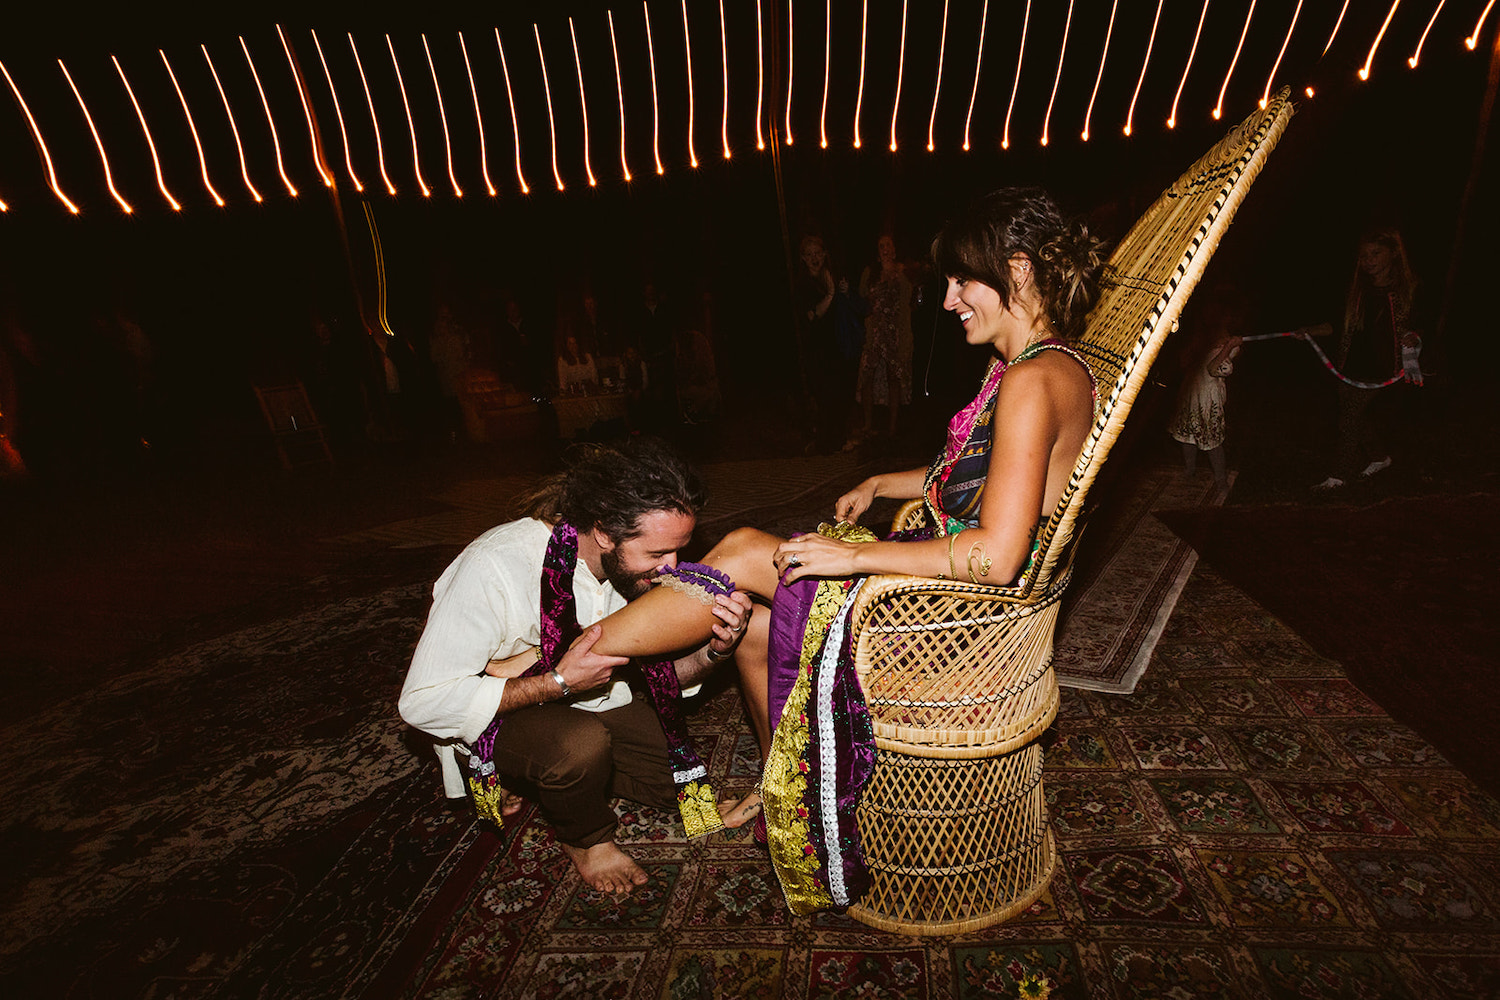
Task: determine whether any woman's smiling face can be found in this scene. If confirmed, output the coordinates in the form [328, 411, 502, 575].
[943, 275, 1009, 346]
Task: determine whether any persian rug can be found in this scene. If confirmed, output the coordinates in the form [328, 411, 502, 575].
[386, 562, 1500, 1000]
[1051, 463, 1231, 694]
[7, 465, 1500, 999]
[1157, 491, 1500, 801]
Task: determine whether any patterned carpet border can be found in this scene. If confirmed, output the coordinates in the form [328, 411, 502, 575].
[383, 561, 1500, 1000]
[1052, 465, 1231, 694]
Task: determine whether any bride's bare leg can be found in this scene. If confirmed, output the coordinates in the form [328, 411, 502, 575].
[587, 528, 783, 830]
[718, 610, 771, 828]
[592, 528, 785, 659]
[734, 612, 772, 759]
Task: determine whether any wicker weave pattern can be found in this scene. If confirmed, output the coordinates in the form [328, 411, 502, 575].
[844, 92, 1295, 935]
[852, 745, 1055, 934]
[851, 556, 1069, 757]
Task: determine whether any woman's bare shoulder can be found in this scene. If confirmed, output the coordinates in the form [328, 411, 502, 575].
[1003, 348, 1092, 398]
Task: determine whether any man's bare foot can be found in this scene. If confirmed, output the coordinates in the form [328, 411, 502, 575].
[717, 791, 763, 829]
[560, 840, 649, 898]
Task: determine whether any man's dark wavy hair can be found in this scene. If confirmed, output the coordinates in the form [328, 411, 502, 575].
[514, 436, 707, 542]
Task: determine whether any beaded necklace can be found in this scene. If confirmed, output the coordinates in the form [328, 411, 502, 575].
[924, 338, 1094, 535]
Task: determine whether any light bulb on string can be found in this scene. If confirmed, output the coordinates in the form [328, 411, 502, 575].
[1002, 0, 1028, 149]
[927, 0, 950, 152]
[1041, 0, 1073, 146]
[202, 45, 263, 202]
[310, 30, 362, 193]
[1169, 0, 1211, 130]
[1081, 0, 1117, 141]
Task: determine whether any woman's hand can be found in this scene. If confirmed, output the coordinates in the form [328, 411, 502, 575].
[834, 477, 879, 525]
[774, 533, 860, 585]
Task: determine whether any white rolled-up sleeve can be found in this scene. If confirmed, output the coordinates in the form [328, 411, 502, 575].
[399, 521, 549, 744]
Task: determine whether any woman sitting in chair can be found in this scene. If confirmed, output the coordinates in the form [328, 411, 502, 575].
[689, 188, 1105, 877]
[569, 188, 1106, 903]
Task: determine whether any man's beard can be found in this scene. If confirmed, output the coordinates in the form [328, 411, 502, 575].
[600, 546, 656, 600]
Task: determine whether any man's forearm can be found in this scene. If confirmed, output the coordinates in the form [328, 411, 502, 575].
[674, 645, 719, 689]
[495, 670, 572, 715]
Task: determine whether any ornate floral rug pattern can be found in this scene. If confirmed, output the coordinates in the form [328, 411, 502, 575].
[1051, 464, 1230, 694]
[5, 483, 1499, 997]
[393, 565, 1500, 1000]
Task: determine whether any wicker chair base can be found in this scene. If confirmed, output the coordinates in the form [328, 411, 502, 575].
[847, 740, 1056, 936]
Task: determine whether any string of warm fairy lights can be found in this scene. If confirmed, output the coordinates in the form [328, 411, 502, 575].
[161, 48, 226, 205]
[782, 0, 794, 146]
[927, 0, 950, 153]
[718, 0, 731, 159]
[534, 24, 564, 193]
[458, 32, 497, 196]
[60, 58, 133, 213]
[1124, 0, 1165, 138]
[1170, 0, 1213, 131]
[202, 44, 262, 203]
[494, 27, 530, 195]
[0, 1, 1494, 215]
[280, 25, 335, 190]
[386, 35, 430, 198]
[819, 0, 831, 150]
[1361, 1, 1405, 81]
[643, 2, 664, 175]
[423, 34, 463, 197]
[1214, 1, 1259, 121]
[1081, 0, 1117, 142]
[242, 35, 297, 197]
[113, 55, 181, 211]
[754, 0, 765, 150]
[681, 0, 698, 169]
[347, 33, 395, 196]
[852, 0, 867, 149]
[889, 0, 908, 152]
[1000, 0, 1027, 151]
[568, 18, 597, 188]
[607, 11, 633, 181]
[1262, 0, 1305, 108]
[962, 0, 988, 151]
[1040, 0, 1073, 147]
[1470, 2, 1497, 48]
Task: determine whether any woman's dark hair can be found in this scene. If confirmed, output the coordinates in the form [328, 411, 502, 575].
[1344, 226, 1417, 334]
[515, 436, 707, 542]
[931, 187, 1109, 341]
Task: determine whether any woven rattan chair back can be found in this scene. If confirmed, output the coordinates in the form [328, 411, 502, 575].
[844, 93, 1296, 935]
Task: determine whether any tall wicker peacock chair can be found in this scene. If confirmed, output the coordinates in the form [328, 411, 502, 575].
[843, 90, 1297, 935]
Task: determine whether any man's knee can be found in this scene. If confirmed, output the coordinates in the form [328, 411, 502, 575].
[537, 722, 612, 791]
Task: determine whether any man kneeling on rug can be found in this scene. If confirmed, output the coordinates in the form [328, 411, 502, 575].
[399, 438, 765, 898]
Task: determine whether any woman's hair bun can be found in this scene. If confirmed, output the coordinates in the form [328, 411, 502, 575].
[932, 187, 1110, 342]
[1036, 219, 1109, 340]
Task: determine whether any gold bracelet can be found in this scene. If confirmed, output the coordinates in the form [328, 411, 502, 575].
[947, 530, 959, 581]
[968, 542, 994, 584]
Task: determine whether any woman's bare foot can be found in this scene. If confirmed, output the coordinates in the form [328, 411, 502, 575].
[717, 791, 763, 829]
[500, 793, 524, 818]
[560, 840, 649, 898]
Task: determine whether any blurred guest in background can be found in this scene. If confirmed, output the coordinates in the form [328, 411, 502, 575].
[852, 235, 914, 448]
[1301, 227, 1425, 490]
